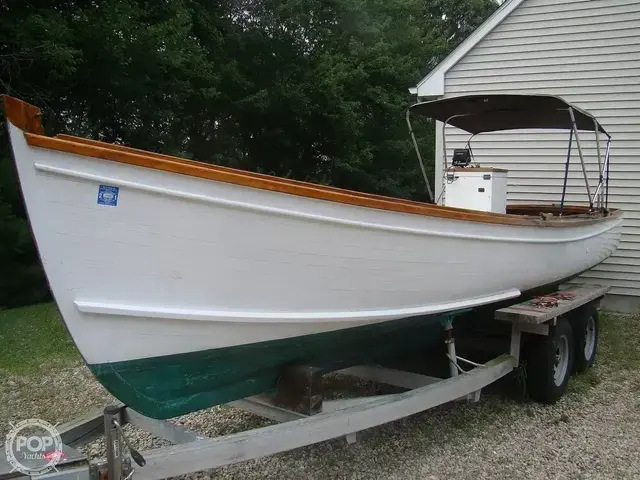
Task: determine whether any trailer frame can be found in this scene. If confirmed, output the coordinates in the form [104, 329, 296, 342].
[0, 284, 608, 480]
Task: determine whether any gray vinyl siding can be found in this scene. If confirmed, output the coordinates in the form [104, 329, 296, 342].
[440, 0, 640, 297]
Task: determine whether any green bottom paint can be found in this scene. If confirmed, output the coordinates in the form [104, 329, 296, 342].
[89, 312, 461, 419]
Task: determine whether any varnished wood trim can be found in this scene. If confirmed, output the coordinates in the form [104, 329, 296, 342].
[507, 205, 593, 216]
[35, 133, 539, 224]
[55, 134, 438, 209]
[2, 95, 44, 135]
[27, 133, 622, 227]
[3, 95, 620, 228]
[58, 134, 614, 223]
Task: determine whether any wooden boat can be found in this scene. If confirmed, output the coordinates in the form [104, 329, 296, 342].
[2, 94, 622, 419]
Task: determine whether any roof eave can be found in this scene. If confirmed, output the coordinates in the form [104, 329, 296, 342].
[410, 0, 527, 99]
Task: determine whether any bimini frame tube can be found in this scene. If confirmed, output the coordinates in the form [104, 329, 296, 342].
[592, 135, 612, 210]
[568, 107, 593, 209]
[605, 137, 611, 208]
[438, 114, 474, 204]
[593, 118, 603, 209]
[406, 110, 434, 202]
[559, 129, 573, 215]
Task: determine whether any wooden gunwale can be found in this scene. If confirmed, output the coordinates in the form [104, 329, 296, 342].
[3, 94, 621, 228]
[53, 133, 454, 209]
[53, 134, 610, 221]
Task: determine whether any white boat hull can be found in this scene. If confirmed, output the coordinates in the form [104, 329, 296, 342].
[6, 120, 623, 366]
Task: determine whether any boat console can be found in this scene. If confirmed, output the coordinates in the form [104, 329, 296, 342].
[443, 165, 508, 214]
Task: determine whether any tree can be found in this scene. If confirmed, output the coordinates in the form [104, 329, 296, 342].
[0, 0, 498, 308]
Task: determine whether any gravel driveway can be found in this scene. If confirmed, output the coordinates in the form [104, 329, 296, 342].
[1, 313, 639, 480]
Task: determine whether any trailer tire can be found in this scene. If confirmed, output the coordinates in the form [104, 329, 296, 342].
[569, 303, 599, 374]
[525, 318, 574, 404]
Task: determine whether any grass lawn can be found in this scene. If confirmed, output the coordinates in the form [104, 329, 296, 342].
[598, 311, 640, 371]
[0, 302, 80, 376]
[565, 310, 640, 397]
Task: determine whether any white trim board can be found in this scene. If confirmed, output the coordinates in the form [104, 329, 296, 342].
[409, 0, 527, 99]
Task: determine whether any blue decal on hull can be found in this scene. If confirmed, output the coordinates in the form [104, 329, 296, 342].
[97, 185, 119, 206]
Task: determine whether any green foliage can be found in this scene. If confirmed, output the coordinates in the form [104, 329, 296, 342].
[0, 127, 52, 308]
[0, 0, 498, 308]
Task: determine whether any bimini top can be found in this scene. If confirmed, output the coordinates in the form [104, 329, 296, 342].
[409, 94, 609, 136]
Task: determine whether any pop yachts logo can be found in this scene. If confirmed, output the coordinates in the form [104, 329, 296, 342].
[5, 419, 65, 475]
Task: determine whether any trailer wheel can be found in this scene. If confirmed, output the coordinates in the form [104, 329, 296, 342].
[525, 318, 574, 403]
[569, 303, 599, 374]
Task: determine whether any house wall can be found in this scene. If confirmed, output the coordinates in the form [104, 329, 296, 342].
[435, 0, 640, 312]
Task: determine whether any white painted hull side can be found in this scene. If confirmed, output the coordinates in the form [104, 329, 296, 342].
[7, 122, 623, 365]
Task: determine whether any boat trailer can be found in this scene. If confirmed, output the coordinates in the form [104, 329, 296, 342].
[0, 284, 608, 480]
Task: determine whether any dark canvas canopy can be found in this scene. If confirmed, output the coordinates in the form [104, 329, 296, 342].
[409, 94, 608, 135]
